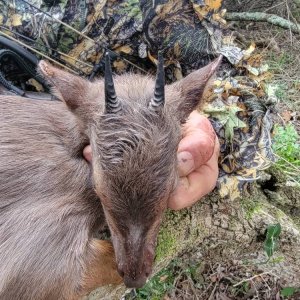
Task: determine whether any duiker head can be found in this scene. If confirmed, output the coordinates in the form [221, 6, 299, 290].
[38, 54, 221, 288]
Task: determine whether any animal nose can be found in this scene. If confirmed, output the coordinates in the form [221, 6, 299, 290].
[144, 262, 151, 278]
[123, 274, 147, 288]
[121, 263, 152, 288]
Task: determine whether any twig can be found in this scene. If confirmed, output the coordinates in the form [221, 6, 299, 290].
[187, 275, 199, 300]
[208, 282, 218, 300]
[225, 12, 300, 34]
[233, 272, 270, 287]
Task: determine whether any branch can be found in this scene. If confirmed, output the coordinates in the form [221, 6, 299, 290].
[233, 272, 272, 287]
[225, 12, 300, 34]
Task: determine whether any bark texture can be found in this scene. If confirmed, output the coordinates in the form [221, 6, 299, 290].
[226, 12, 300, 33]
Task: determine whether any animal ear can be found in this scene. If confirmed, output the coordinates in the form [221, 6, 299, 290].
[38, 60, 94, 111]
[167, 56, 222, 123]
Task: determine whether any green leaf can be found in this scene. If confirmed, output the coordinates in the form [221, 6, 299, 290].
[264, 238, 276, 258]
[266, 223, 282, 239]
[281, 287, 298, 298]
[264, 223, 281, 258]
[204, 105, 247, 141]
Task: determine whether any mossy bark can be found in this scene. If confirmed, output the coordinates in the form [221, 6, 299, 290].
[86, 173, 300, 299]
[225, 12, 300, 34]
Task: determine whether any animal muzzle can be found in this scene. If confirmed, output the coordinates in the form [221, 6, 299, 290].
[116, 245, 154, 288]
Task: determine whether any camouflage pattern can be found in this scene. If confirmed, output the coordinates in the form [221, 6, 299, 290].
[0, 0, 276, 199]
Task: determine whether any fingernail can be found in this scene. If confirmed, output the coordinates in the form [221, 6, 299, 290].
[177, 151, 195, 177]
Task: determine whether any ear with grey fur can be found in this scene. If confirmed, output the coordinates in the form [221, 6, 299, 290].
[38, 61, 94, 111]
[167, 56, 222, 123]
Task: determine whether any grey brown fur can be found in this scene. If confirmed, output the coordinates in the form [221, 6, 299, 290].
[0, 56, 221, 299]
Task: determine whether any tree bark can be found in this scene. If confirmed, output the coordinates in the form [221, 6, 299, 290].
[225, 12, 300, 34]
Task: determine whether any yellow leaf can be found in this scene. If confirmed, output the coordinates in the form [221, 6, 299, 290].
[114, 45, 133, 55]
[0, 15, 3, 25]
[205, 0, 222, 10]
[243, 42, 256, 60]
[11, 14, 22, 27]
[113, 60, 127, 73]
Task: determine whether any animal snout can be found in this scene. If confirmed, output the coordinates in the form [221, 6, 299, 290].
[117, 262, 152, 288]
[123, 273, 148, 288]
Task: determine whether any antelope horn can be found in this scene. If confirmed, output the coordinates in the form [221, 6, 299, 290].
[149, 52, 165, 110]
[105, 52, 121, 113]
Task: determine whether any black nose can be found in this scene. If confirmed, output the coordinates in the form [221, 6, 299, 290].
[123, 275, 147, 288]
[144, 262, 152, 278]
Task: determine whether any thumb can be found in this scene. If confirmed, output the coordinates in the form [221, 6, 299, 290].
[177, 129, 216, 177]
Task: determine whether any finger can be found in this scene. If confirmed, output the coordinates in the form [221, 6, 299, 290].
[169, 137, 220, 210]
[182, 111, 215, 137]
[177, 151, 195, 177]
[178, 131, 215, 176]
[83, 145, 92, 162]
[178, 112, 216, 173]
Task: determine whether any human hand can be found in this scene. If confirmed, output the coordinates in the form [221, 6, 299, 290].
[168, 111, 220, 210]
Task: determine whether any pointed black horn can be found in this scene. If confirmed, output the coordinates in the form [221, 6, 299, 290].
[149, 51, 165, 110]
[105, 52, 121, 113]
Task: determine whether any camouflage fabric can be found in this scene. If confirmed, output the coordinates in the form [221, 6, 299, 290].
[0, 0, 225, 78]
[0, 0, 276, 199]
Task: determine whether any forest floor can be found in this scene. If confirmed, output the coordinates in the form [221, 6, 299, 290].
[124, 22, 300, 300]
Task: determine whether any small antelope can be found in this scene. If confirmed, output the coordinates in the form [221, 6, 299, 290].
[0, 53, 221, 299]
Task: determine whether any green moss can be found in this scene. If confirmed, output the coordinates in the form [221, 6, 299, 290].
[240, 198, 263, 220]
[275, 209, 287, 220]
[155, 226, 177, 262]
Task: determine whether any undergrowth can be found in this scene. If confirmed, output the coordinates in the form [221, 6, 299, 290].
[272, 123, 300, 185]
[125, 260, 179, 300]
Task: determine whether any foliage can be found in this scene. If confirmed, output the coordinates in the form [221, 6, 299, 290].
[128, 261, 178, 300]
[204, 104, 247, 141]
[126, 259, 200, 299]
[240, 198, 262, 220]
[281, 287, 300, 298]
[264, 223, 281, 259]
[272, 124, 300, 185]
